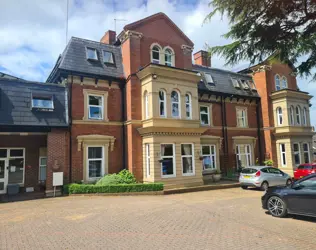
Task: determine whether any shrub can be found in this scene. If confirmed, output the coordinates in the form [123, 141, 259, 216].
[95, 174, 124, 185]
[117, 169, 136, 184]
[68, 183, 164, 194]
[264, 159, 273, 166]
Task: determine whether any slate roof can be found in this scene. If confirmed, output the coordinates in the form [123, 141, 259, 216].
[0, 72, 25, 81]
[193, 64, 260, 98]
[0, 78, 68, 128]
[47, 37, 125, 82]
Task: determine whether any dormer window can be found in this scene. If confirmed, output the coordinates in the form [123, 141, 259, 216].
[231, 78, 240, 88]
[239, 79, 249, 90]
[205, 73, 215, 86]
[248, 80, 257, 91]
[103, 51, 114, 64]
[151, 46, 160, 64]
[86, 47, 98, 60]
[31, 95, 54, 111]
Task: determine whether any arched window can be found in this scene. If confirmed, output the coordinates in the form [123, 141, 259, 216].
[165, 49, 173, 67]
[277, 107, 283, 126]
[275, 75, 281, 91]
[296, 106, 301, 125]
[289, 106, 294, 125]
[144, 91, 149, 119]
[303, 107, 307, 125]
[151, 45, 160, 64]
[281, 76, 288, 89]
[185, 93, 192, 119]
[159, 90, 166, 117]
[171, 90, 180, 118]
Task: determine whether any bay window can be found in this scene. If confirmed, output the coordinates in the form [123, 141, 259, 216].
[181, 144, 194, 175]
[303, 107, 307, 125]
[159, 90, 166, 117]
[296, 106, 301, 125]
[289, 106, 294, 125]
[145, 144, 150, 177]
[276, 107, 283, 126]
[161, 144, 175, 177]
[280, 144, 286, 167]
[171, 90, 180, 118]
[293, 143, 300, 166]
[303, 143, 310, 163]
[185, 93, 192, 119]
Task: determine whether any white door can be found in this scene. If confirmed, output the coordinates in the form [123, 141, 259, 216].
[0, 159, 8, 194]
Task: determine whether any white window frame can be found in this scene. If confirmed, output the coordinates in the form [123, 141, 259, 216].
[86, 47, 98, 60]
[171, 90, 181, 118]
[231, 78, 240, 88]
[293, 143, 301, 166]
[201, 144, 217, 170]
[31, 95, 54, 110]
[185, 93, 192, 119]
[88, 94, 104, 120]
[102, 50, 114, 64]
[144, 91, 149, 119]
[145, 144, 150, 177]
[164, 48, 172, 67]
[290, 106, 294, 125]
[296, 106, 301, 125]
[160, 143, 176, 178]
[275, 74, 281, 91]
[236, 108, 247, 127]
[181, 143, 195, 176]
[151, 44, 161, 64]
[200, 105, 210, 126]
[276, 107, 283, 126]
[86, 146, 104, 180]
[280, 143, 286, 167]
[303, 107, 307, 126]
[281, 76, 288, 89]
[38, 156, 47, 182]
[236, 144, 252, 168]
[159, 90, 166, 117]
[303, 143, 310, 163]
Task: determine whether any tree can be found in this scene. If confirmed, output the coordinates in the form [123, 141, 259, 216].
[205, 0, 316, 79]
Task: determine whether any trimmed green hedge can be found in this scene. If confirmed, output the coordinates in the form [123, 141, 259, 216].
[68, 183, 164, 194]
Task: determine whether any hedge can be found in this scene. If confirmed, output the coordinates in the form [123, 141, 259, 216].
[67, 183, 164, 194]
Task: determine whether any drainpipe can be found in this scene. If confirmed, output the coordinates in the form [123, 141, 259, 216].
[120, 82, 127, 170]
[256, 99, 263, 164]
[68, 75, 73, 183]
[220, 95, 228, 175]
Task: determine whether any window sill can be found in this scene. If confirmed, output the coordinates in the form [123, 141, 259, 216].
[182, 173, 195, 177]
[161, 175, 176, 178]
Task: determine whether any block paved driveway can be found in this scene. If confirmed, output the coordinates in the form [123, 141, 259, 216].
[1, 188, 316, 250]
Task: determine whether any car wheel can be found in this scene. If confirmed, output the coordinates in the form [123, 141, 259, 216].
[267, 196, 287, 218]
[286, 179, 292, 186]
[261, 181, 269, 191]
[241, 186, 248, 190]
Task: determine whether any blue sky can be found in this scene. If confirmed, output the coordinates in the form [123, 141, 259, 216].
[0, 0, 315, 125]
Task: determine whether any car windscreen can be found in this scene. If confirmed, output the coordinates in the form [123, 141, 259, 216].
[241, 168, 257, 174]
[297, 165, 312, 170]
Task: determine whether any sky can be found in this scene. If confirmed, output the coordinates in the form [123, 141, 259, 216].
[0, 0, 315, 125]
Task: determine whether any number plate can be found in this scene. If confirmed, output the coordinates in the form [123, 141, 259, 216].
[243, 175, 251, 179]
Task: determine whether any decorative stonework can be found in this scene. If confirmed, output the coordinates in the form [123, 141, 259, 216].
[119, 30, 143, 43]
[181, 44, 193, 55]
[77, 134, 116, 151]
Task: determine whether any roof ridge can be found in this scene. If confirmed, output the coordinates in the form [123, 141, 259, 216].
[0, 77, 66, 88]
[70, 36, 119, 48]
[193, 64, 251, 78]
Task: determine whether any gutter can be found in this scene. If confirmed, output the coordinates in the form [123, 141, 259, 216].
[256, 99, 263, 164]
[220, 96, 229, 175]
[68, 75, 73, 183]
[121, 83, 127, 170]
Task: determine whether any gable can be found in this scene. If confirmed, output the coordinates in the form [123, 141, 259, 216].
[124, 12, 193, 47]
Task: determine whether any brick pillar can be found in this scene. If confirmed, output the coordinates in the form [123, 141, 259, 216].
[46, 129, 69, 197]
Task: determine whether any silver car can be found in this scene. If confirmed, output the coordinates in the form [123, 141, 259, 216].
[239, 166, 293, 191]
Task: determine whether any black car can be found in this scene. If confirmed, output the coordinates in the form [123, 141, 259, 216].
[262, 173, 316, 218]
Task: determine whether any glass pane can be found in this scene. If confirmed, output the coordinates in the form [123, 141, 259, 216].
[0, 161, 4, 178]
[293, 144, 299, 151]
[211, 155, 216, 168]
[87, 48, 97, 59]
[40, 157, 47, 166]
[0, 182, 3, 191]
[103, 51, 114, 63]
[0, 149, 7, 158]
[202, 146, 210, 155]
[282, 153, 286, 165]
[152, 51, 159, 60]
[281, 144, 285, 152]
[186, 104, 190, 118]
[203, 156, 212, 169]
[89, 107, 102, 119]
[32, 98, 53, 109]
[183, 157, 193, 174]
[294, 153, 300, 165]
[161, 144, 173, 156]
[201, 114, 209, 125]
[89, 95, 102, 106]
[303, 144, 308, 151]
[39, 166, 46, 181]
[88, 147, 102, 159]
[211, 146, 215, 154]
[89, 160, 102, 178]
[171, 91, 179, 102]
[185, 94, 190, 103]
[159, 91, 164, 101]
[200, 106, 208, 113]
[172, 103, 179, 117]
[160, 102, 165, 116]
[10, 149, 23, 157]
[300, 177, 316, 188]
[304, 153, 309, 163]
[8, 158, 24, 184]
[162, 158, 174, 175]
[181, 144, 192, 156]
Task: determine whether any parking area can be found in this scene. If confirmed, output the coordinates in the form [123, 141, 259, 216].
[1, 188, 316, 250]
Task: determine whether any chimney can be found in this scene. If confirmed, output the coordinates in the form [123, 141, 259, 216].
[100, 30, 116, 45]
[194, 50, 211, 67]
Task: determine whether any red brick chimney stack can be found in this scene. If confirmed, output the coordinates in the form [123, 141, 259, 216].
[100, 30, 116, 45]
[193, 50, 211, 67]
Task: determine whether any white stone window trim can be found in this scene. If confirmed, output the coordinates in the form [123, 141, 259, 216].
[303, 142, 310, 163]
[236, 107, 248, 128]
[280, 143, 287, 167]
[276, 107, 283, 126]
[200, 105, 210, 126]
[181, 143, 195, 176]
[171, 90, 181, 118]
[163, 46, 175, 67]
[236, 144, 252, 168]
[289, 106, 295, 125]
[185, 93, 192, 119]
[160, 143, 176, 178]
[88, 94, 104, 120]
[86, 146, 105, 181]
[83, 89, 108, 122]
[296, 106, 301, 125]
[158, 89, 167, 118]
[201, 144, 217, 170]
[150, 43, 162, 64]
[275, 74, 281, 91]
[293, 143, 301, 166]
[38, 156, 47, 182]
[145, 144, 151, 177]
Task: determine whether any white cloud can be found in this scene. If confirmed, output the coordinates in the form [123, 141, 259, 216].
[0, 0, 315, 125]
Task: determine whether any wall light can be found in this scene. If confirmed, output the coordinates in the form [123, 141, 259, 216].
[152, 74, 158, 79]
